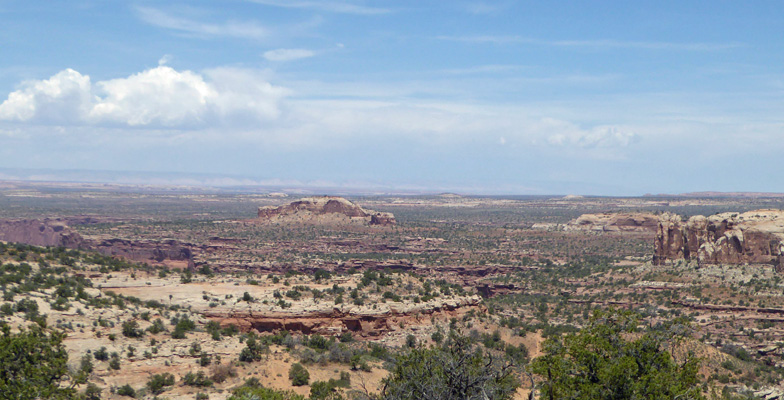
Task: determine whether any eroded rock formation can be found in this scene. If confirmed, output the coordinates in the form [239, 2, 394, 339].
[0, 218, 194, 267]
[653, 210, 784, 268]
[257, 196, 396, 226]
[566, 212, 659, 232]
[205, 296, 480, 337]
[0, 219, 86, 248]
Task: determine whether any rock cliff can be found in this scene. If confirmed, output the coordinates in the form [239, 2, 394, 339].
[257, 196, 396, 226]
[0, 219, 86, 248]
[566, 212, 659, 232]
[0, 218, 194, 267]
[653, 210, 784, 268]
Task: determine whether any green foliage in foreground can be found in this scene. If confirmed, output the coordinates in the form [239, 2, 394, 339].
[228, 379, 306, 400]
[0, 324, 76, 400]
[531, 309, 705, 400]
[381, 333, 519, 400]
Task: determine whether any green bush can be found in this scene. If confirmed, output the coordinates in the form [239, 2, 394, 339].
[94, 346, 109, 361]
[228, 383, 305, 400]
[146, 372, 175, 394]
[288, 363, 310, 386]
[531, 309, 704, 400]
[183, 371, 213, 387]
[0, 324, 76, 399]
[117, 384, 136, 397]
[382, 333, 518, 400]
[121, 320, 143, 338]
[239, 335, 266, 362]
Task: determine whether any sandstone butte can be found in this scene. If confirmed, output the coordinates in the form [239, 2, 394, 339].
[565, 212, 660, 233]
[257, 196, 396, 226]
[654, 209, 784, 269]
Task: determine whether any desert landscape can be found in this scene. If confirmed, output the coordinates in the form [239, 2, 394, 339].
[2, 181, 784, 399]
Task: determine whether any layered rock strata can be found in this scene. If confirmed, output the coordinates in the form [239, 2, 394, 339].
[257, 196, 396, 226]
[204, 296, 480, 337]
[653, 210, 784, 268]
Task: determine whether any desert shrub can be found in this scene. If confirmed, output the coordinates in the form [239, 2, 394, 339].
[172, 317, 196, 339]
[121, 320, 143, 338]
[79, 353, 94, 374]
[147, 318, 167, 334]
[117, 384, 135, 397]
[109, 352, 121, 370]
[309, 380, 344, 400]
[94, 346, 109, 361]
[504, 343, 529, 364]
[239, 334, 267, 362]
[228, 381, 305, 400]
[210, 363, 238, 383]
[382, 333, 518, 400]
[199, 354, 212, 366]
[289, 363, 310, 386]
[183, 371, 213, 387]
[307, 334, 330, 351]
[83, 382, 102, 400]
[146, 372, 175, 394]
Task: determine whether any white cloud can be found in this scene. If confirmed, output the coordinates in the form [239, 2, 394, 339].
[263, 48, 316, 62]
[90, 67, 215, 126]
[158, 54, 173, 66]
[0, 66, 287, 128]
[0, 69, 93, 123]
[249, 0, 389, 15]
[136, 6, 267, 40]
[0, 65, 643, 157]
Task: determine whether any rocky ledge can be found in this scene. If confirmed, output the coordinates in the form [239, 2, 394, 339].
[204, 296, 480, 338]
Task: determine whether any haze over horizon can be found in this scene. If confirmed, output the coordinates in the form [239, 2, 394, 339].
[1, 1, 782, 196]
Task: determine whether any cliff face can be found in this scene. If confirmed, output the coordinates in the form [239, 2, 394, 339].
[0, 219, 194, 267]
[0, 219, 86, 248]
[653, 210, 784, 268]
[566, 212, 659, 233]
[257, 196, 396, 226]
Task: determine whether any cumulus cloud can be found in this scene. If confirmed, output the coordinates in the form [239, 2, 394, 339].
[0, 65, 642, 158]
[263, 48, 316, 62]
[0, 69, 93, 123]
[0, 66, 287, 128]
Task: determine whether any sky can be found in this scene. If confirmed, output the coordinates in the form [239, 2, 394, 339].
[0, 1, 783, 195]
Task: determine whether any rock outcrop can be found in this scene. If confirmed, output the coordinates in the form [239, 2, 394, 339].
[204, 296, 480, 337]
[566, 212, 659, 232]
[257, 196, 396, 226]
[0, 218, 194, 267]
[653, 210, 784, 268]
[0, 219, 86, 248]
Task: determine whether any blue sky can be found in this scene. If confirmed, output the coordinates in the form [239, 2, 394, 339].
[1, 1, 782, 195]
